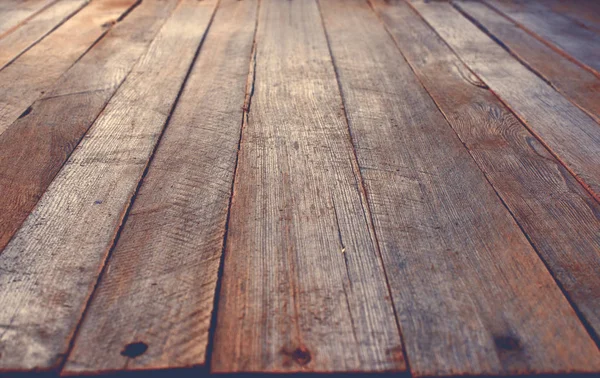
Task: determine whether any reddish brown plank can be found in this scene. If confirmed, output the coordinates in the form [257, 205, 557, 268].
[211, 0, 405, 373]
[485, 0, 600, 76]
[0, 0, 89, 70]
[373, 0, 600, 346]
[0, 0, 217, 372]
[409, 0, 600, 203]
[0, 0, 139, 135]
[63, 0, 259, 373]
[453, 0, 600, 125]
[321, 0, 600, 375]
[0, 0, 179, 257]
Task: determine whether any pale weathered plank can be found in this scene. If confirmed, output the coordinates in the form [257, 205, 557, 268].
[409, 0, 600, 203]
[0, 0, 89, 70]
[0, 0, 179, 256]
[63, 0, 258, 373]
[321, 0, 600, 375]
[0, 0, 139, 135]
[373, 0, 600, 347]
[0, 0, 217, 372]
[453, 0, 600, 125]
[211, 0, 405, 373]
[484, 0, 600, 76]
[0, 0, 57, 37]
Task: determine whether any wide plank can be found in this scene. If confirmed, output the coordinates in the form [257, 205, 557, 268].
[373, 0, 600, 346]
[0, 0, 179, 255]
[63, 0, 258, 373]
[409, 0, 600, 202]
[211, 0, 405, 373]
[0, 0, 217, 371]
[0, 0, 89, 70]
[484, 0, 600, 76]
[0, 0, 138, 135]
[453, 0, 600, 124]
[0, 0, 57, 37]
[320, 0, 600, 375]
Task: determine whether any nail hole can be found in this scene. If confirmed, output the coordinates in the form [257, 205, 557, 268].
[291, 346, 311, 365]
[121, 341, 148, 358]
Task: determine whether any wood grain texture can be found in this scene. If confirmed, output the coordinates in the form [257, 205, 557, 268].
[373, 0, 600, 347]
[0, 0, 217, 372]
[409, 0, 600, 203]
[540, 0, 600, 34]
[484, 0, 600, 76]
[211, 0, 405, 373]
[0, 0, 57, 38]
[0, 0, 89, 70]
[321, 0, 600, 375]
[453, 0, 600, 125]
[0, 0, 139, 135]
[0, 0, 179, 256]
[64, 0, 258, 373]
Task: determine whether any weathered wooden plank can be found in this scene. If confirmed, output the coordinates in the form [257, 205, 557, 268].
[539, 0, 600, 34]
[484, 0, 600, 76]
[453, 0, 600, 124]
[0, 0, 57, 37]
[0, 0, 139, 135]
[321, 0, 600, 375]
[373, 0, 600, 348]
[211, 0, 405, 373]
[0, 0, 179, 258]
[63, 0, 258, 373]
[0, 0, 217, 372]
[409, 0, 600, 202]
[0, 0, 89, 70]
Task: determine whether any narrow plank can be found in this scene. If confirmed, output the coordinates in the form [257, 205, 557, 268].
[454, 0, 600, 124]
[409, 0, 600, 203]
[0, 0, 139, 135]
[0, 0, 179, 258]
[63, 0, 258, 373]
[484, 0, 600, 76]
[0, 0, 89, 70]
[320, 0, 600, 375]
[0, 0, 217, 371]
[211, 0, 405, 372]
[373, 0, 600, 345]
[0, 0, 57, 37]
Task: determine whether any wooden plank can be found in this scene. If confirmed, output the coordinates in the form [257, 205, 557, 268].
[211, 0, 405, 373]
[373, 0, 600, 348]
[0, 0, 179, 260]
[63, 0, 258, 373]
[320, 0, 600, 376]
[0, 0, 139, 135]
[453, 0, 600, 125]
[0, 0, 217, 372]
[540, 0, 600, 34]
[484, 0, 600, 76]
[0, 0, 89, 70]
[409, 0, 600, 203]
[0, 0, 57, 37]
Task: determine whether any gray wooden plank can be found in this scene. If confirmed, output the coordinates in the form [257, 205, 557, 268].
[321, 0, 600, 375]
[211, 0, 405, 373]
[0, 0, 217, 371]
[63, 0, 259, 372]
[373, 0, 600, 350]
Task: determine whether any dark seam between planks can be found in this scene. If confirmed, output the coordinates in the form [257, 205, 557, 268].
[403, 0, 600, 206]
[58, 0, 222, 372]
[316, 0, 410, 372]
[0, 0, 91, 71]
[0, 0, 167, 257]
[0, 0, 61, 39]
[204, 0, 261, 371]
[385, 0, 600, 349]
[451, 0, 600, 127]
[481, 0, 600, 79]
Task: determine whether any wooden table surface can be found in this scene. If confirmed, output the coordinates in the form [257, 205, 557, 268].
[0, 0, 599, 376]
